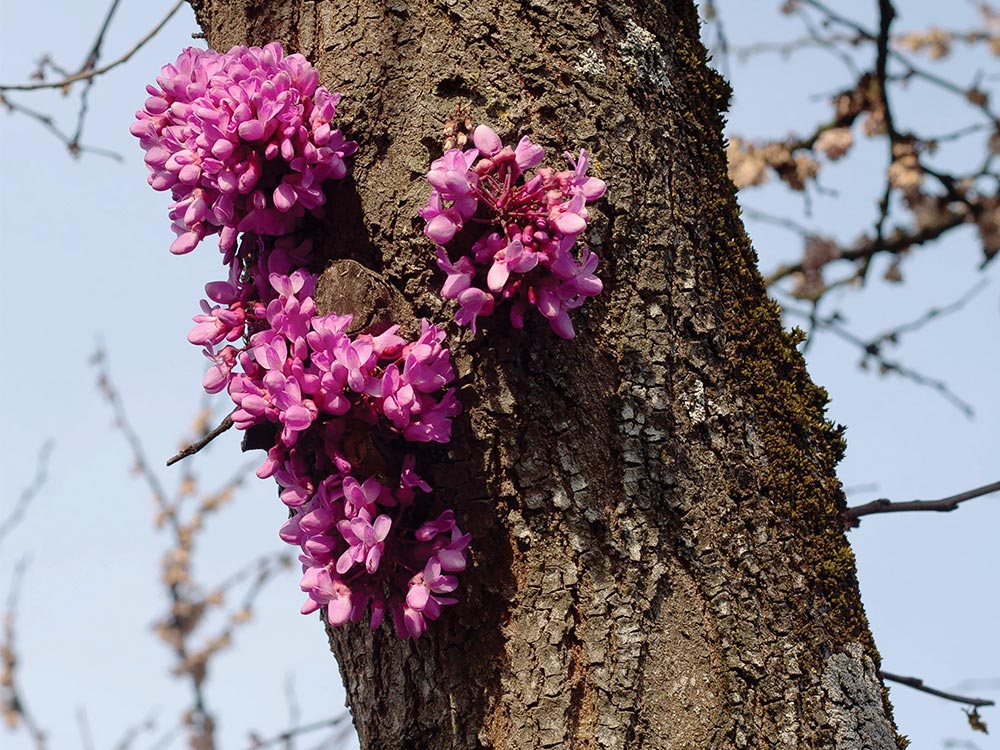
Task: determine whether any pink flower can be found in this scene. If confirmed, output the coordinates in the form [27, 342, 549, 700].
[486, 238, 539, 293]
[131, 43, 357, 255]
[421, 124, 606, 338]
[336, 510, 392, 575]
[436, 247, 475, 299]
[397, 557, 460, 638]
[454, 288, 495, 334]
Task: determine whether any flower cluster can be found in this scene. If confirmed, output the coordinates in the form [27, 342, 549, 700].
[130, 43, 357, 257]
[219, 271, 461, 458]
[187, 262, 469, 636]
[134, 43, 470, 638]
[285, 471, 470, 638]
[204, 269, 468, 636]
[421, 125, 606, 338]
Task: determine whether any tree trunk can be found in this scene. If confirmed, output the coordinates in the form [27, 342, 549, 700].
[189, 1, 903, 747]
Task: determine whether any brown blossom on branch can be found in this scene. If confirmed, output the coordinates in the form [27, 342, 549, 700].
[976, 194, 1000, 263]
[896, 27, 953, 59]
[887, 141, 924, 192]
[815, 127, 854, 161]
[726, 136, 769, 188]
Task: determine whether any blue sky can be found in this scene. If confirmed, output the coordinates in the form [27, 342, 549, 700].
[0, 1, 996, 748]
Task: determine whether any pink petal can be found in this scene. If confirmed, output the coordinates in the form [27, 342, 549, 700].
[170, 231, 200, 255]
[273, 182, 296, 212]
[283, 404, 313, 430]
[238, 119, 266, 140]
[486, 261, 510, 293]
[406, 585, 430, 610]
[327, 596, 353, 626]
[473, 125, 502, 156]
[554, 211, 587, 235]
[425, 213, 459, 243]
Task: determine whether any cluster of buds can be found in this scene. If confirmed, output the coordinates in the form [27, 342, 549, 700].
[421, 125, 606, 338]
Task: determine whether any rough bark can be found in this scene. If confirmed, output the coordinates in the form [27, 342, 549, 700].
[189, 1, 903, 747]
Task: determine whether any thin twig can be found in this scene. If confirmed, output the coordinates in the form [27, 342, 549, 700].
[731, 28, 994, 62]
[77, 706, 96, 750]
[763, 208, 970, 285]
[0, 441, 53, 546]
[0, 1, 185, 93]
[881, 670, 997, 708]
[147, 724, 182, 750]
[742, 206, 813, 237]
[70, 0, 123, 148]
[93, 347, 214, 749]
[844, 480, 1000, 526]
[284, 675, 301, 750]
[779, 301, 975, 417]
[166, 416, 235, 467]
[0, 93, 123, 161]
[111, 711, 159, 750]
[795, 3, 861, 77]
[92, 347, 172, 517]
[868, 280, 989, 346]
[245, 716, 351, 750]
[799, 0, 999, 120]
[211, 551, 293, 602]
[1, 559, 47, 750]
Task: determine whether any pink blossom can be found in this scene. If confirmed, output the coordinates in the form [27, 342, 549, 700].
[131, 43, 357, 255]
[336, 510, 392, 575]
[137, 50, 472, 637]
[396, 558, 460, 638]
[454, 288, 495, 334]
[421, 125, 606, 338]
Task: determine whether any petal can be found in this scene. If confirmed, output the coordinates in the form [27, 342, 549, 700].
[238, 119, 266, 140]
[327, 596, 353, 626]
[554, 211, 587, 235]
[406, 584, 430, 611]
[473, 125, 502, 156]
[170, 231, 200, 255]
[373, 514, 392, 540]
[273, 182, 296, 212]
[486, 261, 510, 293]
[336, 549, 356, 575]
[425, 213, 459, 244]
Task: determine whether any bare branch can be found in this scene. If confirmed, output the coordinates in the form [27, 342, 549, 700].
[147, 724, 182, 750]
[283, 675, 301, 750]
[800, 0, 999, 119]
[881, 669, 996, 708]
[762, 208, 970, 286]
[69, 0, 124, 150]
[0, 93, 123, 161]
[0, 0, 184, 160]
[779, 301, 976, 417]
[245, 716, 351, 750]
[92, 346, 172, 519]
[875, 0, 899, 141]
[867, 280, 989, 345]
[0, 441, 53, 547]
[111, 711, 159, 750]
[844, 480, 1000, 526]
[0, 1, 185, 93]
[166, 416, 235, 467]
[76, 706, 96, 750]
[1, 560, 47, 750]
